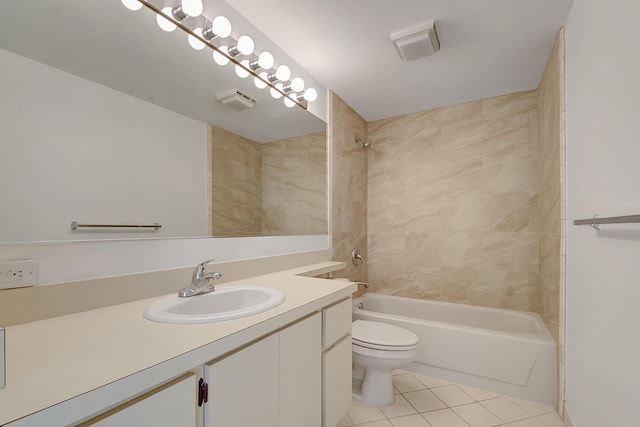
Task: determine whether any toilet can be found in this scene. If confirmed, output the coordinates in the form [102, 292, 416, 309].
[351, 319, 419, 406]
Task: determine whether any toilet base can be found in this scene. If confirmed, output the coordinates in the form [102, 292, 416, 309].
[351, 364, 395, 406]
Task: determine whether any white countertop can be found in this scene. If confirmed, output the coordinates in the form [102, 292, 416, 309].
[0, 262, 355, 425]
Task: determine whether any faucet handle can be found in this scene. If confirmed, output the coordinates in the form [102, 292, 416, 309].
[192, 259, 216, 281]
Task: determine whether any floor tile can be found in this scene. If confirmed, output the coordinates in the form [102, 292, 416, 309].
[393, 374, 428, 393]
[348, 400, 387, 425]
[453, 402, 505, 427]
[380, 395, 418, 419]
[510, 398, 555, 417]
[457, 384, 502, 401]
[481, 397, 531, 423]
[508, 418, 549, 427]
[414, 373, 452, 389]
[388, 414, 431, 427]
[536, 412, 565, 427]
[430, 384, 475, 407]
[421, 408, 469, 427]
[355, 420, 393, 427]
[337, 413, 354, 426]
[345, 371, 559, 427]
[403, 389, 448, 412]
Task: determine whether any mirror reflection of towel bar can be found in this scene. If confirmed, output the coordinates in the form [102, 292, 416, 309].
[71, 222, 162, 230]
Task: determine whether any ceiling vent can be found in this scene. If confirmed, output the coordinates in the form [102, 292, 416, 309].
[216, 88, 258, 110]
[391, 20, 440, 62]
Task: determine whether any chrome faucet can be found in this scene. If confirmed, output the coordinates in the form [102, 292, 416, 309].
[178, 259, 222, 297]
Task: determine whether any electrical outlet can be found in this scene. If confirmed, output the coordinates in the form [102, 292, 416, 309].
[0, 259, 37, 289]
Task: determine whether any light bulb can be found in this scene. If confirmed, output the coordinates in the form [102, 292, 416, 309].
[257, 52, 274, 70]
[157, 7, 177, 32]
[235, 60, 250, 78]
[236, 35, 255, 55]
[212, 16, 232, 38]
[304, 88, 318, 102]
[254, 72, 268, 89]
[290, 77, 305, 92]
[270, 83, 284, 99]
[188, 28, 206, 50]
[121, 0, 142, 11]
[275, 65, 291, 81]
[181, 0, 203, 17]
[213, 46, 230, 66]
[284, 94, 297, 108]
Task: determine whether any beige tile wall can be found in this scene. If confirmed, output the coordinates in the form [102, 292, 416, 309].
[211, 126, 327, 236]
[329, 92, 368, 285]
[366, 91, 540, 311]
[262, 131, 327, 235]
[211, 126, 263, 236]
[538, 27, 566, 414]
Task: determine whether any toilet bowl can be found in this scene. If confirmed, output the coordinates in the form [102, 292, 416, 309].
[352, 319, 419, 406]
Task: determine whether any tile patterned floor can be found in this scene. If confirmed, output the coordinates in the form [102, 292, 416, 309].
[338, 370, 564, 427]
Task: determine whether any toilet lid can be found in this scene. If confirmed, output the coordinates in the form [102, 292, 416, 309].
[352, 320, 419, 348]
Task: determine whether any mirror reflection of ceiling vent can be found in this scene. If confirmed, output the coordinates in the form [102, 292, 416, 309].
[216, 89, 258, 110]
[391, 20, 440, 62]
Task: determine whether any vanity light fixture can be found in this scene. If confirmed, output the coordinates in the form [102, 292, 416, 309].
[250, 51, 275, 71]
[254, 72, 269, 89]
[228, 35, 255, 57]
[202, 16, 232, 40]
[284, 77, 305, 93]
[171, 0, 204, 21]
[188, 28, 207, 50]
[121, 0, 143, 11]
[156, 7, 178, 32]
[129, 0, 316, 110]
[213, 46, 230, 66]
[235, 60, 251, 78]
[270, 83, 284, 99]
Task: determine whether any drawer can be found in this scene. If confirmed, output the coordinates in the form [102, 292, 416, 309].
[322, 298, 352, 349]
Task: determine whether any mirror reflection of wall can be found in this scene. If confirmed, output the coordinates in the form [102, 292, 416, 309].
[211, 127, 327, 236]
[0, 46, 210, 242]
[0, 0, 327, 243]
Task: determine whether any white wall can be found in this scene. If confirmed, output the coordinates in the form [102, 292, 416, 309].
[564, 0, 640, 425]
[0, 48, 208, 242]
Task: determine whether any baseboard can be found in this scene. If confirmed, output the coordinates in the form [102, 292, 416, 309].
[563, 404, 575, 427]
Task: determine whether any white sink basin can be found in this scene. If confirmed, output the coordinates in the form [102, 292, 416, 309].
[144, 286, 286, 324]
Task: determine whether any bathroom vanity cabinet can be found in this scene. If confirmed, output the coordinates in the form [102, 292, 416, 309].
[74, 313, 324, 427]
[77, 374, 197, 426]
[3, 289, 354, 427]
[206, 313, 322, 427]
[322, 299, 353, 427]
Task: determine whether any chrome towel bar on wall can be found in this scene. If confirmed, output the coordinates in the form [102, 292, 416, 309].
[573, 214, 640, 229]
[70, 222, 162, 230]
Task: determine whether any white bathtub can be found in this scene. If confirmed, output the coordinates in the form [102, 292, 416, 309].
[353, 293, 556, 406]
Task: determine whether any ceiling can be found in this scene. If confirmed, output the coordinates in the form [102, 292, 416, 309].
[225, 0, 575, 122]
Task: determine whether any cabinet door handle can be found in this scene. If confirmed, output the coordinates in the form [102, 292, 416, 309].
[198, 378, 209, 406]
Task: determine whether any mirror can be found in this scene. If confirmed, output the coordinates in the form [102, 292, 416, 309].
[0, 0, 327, 243]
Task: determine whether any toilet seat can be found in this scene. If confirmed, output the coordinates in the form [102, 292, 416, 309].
[352, 320, 418, 351]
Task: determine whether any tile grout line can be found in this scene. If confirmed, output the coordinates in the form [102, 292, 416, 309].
[346, 370, 561, 427]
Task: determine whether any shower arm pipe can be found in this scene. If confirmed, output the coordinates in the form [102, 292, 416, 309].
[573, 214, 640, 229]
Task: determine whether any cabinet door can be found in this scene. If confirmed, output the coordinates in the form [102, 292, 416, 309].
[78, 373, 197, 427]
[205, 334, 279, 427]
[323, 335, 352, 427]
[279, 313, 322, 427]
